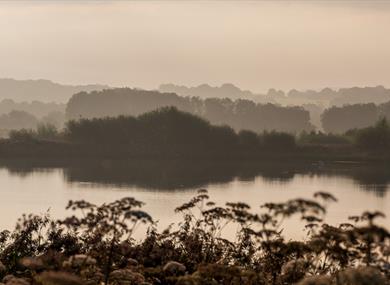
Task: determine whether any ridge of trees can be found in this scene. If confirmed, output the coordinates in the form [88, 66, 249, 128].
[321, 102, 390, 133]
[7, 107, 390, 161]
[66, 88, 314, 133]
[64, 107, 296, 154]
[160, 84, 390, 106]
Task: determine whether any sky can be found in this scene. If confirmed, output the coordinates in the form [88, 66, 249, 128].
[0, 1, 389, 93]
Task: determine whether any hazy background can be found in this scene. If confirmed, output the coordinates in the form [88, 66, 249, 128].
[0, 1, 389, 92]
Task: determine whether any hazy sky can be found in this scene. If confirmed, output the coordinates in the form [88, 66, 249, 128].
[0, 1, 390, 92]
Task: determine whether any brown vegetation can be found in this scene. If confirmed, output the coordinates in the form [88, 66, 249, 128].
[0, 190, 388, 285]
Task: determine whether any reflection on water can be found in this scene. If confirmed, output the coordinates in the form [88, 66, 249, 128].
[3, 159, 390, 195]
[0, 159, 388, 238]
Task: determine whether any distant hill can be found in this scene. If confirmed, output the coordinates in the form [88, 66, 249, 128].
[0, 78, 109, 103]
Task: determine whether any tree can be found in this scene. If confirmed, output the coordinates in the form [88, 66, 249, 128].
[321, 104, 378, 133]
[355, 118, 390, 150]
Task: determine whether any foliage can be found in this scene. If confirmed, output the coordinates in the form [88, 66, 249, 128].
[5, 109, 390, 158]
[298, 131, 351, 145]
[321, 101, 390, 134]
[354, 118, 390, 151]
[8, 123, 60, 142]
[321, 104, 378, 134]
[40, 111, 66, 130]
[261, 131, 296, 149]
[66, 88, 314, 133]
[8, 129, 36, 142]
[0, 110, 39, 130]
[64, 107, 297, 155]
[0, 191, 388, 285]
[36, 124, 59, 140]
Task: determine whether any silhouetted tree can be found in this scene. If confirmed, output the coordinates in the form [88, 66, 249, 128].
[41, 111, 65, 129]
[0, 110, 38, 130]
[355, 118, 390, 151]
[238, 130, 260, 150]
[66, 88, 314, 133]
[321, 104, 378, 133]
[261, 131, 296, 150]
[65, 107, 240, 156]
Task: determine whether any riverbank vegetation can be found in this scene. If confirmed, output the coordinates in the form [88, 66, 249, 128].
[3, 86, 390, 136]
[66, 88, 314, 133]
[1, 107, 390, 160]
[0, 190, 388, 285]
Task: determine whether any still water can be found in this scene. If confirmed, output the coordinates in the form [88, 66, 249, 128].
[0, 160, 388, 239]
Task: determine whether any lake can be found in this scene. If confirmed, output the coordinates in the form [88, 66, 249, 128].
[0, 159, 388, 239]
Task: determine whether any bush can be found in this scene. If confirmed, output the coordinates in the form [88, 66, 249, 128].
[261, 131, 296, 150]
[238, 130, 260, 150]
[36, 123, 59, 140]
[8, 129, 35, 142]
[298, 131, 350, 145]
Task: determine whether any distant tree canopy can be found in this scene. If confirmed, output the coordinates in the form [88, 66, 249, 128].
[64, 107, 296, 156]
[40, 111, 66, 129]
[0, 99, 65, 118]
[321, 104, 378, 133]
[353, 118, 390, 150]
[6, 108, 390, 158]
[66, 88, 313, 133]
[298, 131, 350, 145]
[0, 110, 38, 130]
[321, 102, 390, 133]
[161, 84, 390, 107]
[159, 83, 257, 100]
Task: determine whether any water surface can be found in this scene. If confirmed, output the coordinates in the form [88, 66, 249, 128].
[0, 160, 388, 239]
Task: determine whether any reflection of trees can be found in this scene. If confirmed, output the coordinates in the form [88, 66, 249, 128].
[63, 161, 300, 190]
[65, 161, 237, 190]
[0, 159, 389, 195]
[350, 166, 390, 196]
[0, 161, 57, 180]
[0, 159, 298, 190]
[316, 162, 390, 197]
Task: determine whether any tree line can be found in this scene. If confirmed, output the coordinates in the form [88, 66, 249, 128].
[6, 107, 390, 161]
[321, 102, 390, 133]
[66, 87, 390, 135]
[3, 87, 390, 136]
[160, 84, 390, 107]
[0, 110, 65, 133]
[66, 88, 314, 133]
[64, 107, 297, 156]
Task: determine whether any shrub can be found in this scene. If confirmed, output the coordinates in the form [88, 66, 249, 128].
[8, 129, 35, 142]
[261, 131, 296, 150]
[298, 131, 350, 145]
[36, 123, 59, 140]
